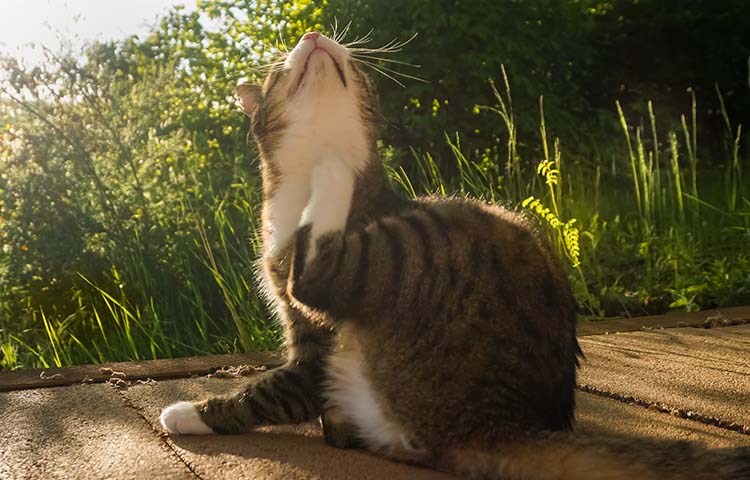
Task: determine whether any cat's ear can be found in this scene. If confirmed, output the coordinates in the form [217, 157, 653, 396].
[235, 81, 262, 117]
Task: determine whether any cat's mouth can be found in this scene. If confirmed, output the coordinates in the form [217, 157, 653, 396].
[290, 47, 347, 97]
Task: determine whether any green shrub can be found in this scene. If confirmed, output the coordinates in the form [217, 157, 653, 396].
[1, 0, 748, 369]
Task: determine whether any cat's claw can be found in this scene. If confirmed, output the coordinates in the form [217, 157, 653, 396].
[160, 401, 214, 435]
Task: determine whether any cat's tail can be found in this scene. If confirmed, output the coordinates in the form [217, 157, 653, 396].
[438, 438, 656, 480]
[436, 432, 750, 480]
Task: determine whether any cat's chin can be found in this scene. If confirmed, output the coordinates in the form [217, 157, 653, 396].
[160, 401, 215, 435]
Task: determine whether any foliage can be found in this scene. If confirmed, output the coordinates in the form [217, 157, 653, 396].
[390, 82, 749, 318]
[322, 0, 602, 166]
[322, 0, 750, 173]
[0, 0, 325, 368]
[587, 0, 750, 131]
[1, 0, 749, 369]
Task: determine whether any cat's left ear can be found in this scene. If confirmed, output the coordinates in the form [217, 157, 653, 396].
[235, 81, 262, 117]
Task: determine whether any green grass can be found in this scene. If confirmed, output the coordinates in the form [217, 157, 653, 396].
[389, 73, 749, 318]
[1, 75, 748, 370]
[0, 163, 281, 369]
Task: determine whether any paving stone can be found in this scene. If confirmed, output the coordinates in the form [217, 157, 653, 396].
[0, 383, 193, 480]
[577, 306, 750, 336]
[0, 351, 283, 392]
[123, 371, 750, 479]
[579, 324, 750, 429]
[576, 392, 749, 448]
[3, 315, 749, 479]
[123, 376, 456, 479]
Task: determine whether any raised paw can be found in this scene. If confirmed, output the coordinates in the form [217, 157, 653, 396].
[299, 157, 355, 240]
[160, 401, 214, 435]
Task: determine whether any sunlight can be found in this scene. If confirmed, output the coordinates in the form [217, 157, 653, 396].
[0, 0, 195, 65]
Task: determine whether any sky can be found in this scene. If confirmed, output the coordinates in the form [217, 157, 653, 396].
[0, 0, 196, 65]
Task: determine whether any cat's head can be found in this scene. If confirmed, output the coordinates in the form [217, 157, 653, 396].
[235, 32, 379, 173]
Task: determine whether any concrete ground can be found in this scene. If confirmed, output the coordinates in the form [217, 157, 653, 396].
[1, 306, 749, 479]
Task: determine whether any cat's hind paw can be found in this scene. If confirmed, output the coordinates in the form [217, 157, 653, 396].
[160, 401, 214, 435]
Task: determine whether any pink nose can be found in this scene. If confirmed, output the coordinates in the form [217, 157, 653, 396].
[302, 32, 320, 42]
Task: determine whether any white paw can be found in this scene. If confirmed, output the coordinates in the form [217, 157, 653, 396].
[160, 401, 214, 435]
[299, 157, 354, 259]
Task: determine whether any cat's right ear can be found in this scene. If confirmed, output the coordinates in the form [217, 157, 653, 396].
[235, 82, 262, 117]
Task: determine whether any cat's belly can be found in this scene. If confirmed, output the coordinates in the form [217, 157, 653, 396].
[324, 329, 422, 457]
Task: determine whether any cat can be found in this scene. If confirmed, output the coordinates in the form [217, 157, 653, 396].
[159, 32, 749, 479]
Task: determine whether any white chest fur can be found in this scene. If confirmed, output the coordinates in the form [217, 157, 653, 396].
[263, 174, 310, 258]
[263, 86, 368, 259]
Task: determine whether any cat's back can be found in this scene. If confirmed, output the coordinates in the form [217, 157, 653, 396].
[387, 195, 574, 320]
[338, 195, 579, 445]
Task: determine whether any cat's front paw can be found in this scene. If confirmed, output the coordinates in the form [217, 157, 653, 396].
[160, 401, 214, 435]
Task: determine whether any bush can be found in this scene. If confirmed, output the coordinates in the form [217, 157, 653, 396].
[323, 0, 602, 167]
[1, 0, 748, 369]
[322, 0, 750, 172]
[0, 0, 324, 367]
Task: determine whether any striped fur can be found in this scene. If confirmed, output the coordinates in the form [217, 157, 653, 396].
[158, 32, 750, 479]
[289, 198, 579, 449]
[440, 434, 750, 480]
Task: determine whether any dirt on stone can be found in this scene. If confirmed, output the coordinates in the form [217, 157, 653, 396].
[701, 312, 750, 329]
[208, 364, 267, 378]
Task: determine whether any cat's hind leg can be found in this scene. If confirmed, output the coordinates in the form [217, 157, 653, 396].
[321, 405, 365, 449]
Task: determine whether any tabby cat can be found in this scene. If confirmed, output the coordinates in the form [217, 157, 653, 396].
[159, 32, 748, 479]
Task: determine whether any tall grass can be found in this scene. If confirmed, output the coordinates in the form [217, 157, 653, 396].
[1, 169, 280, 370]
[390, 75, 749, 317]
[2, 75, 749, 370]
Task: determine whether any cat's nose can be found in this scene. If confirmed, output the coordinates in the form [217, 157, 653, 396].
[302, 32, 321, 42]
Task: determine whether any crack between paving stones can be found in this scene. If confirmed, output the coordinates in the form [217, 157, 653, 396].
[577, 383, 750, 436]
[112, 387, 206, 480]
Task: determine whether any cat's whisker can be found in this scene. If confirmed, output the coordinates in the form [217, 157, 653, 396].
[351, 53, 421, 69]
[369, 36, 401, 51]
[330, 18, 340, 42]
[256, 58, 287, 69]
[276, 28, 290, 54]
[349, 41, 410, 54]
[352, 59, 406, 88]
[351, 32, 418, 54]
[342, 21, 355, 43]
[377, 67, 427, 83]
[354, 58, 427, 84]
[334, 20, 353, 44]
[343, 28, 374, 48]
[348, 36, 399, 52]
[253, 60, 287, 74]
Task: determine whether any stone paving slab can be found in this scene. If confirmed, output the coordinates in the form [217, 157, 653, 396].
[0, 383, 192, 480]
[576, 391, 749, 449]
[579, 324, 750, 430]
[2, 316, 749, 479]
[122, 374, 749, 479]
[0, 351, 283, 392]
[123, 376, 456, 479]
[2, 375, 746, 480]
[577, 306, 750, 336]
